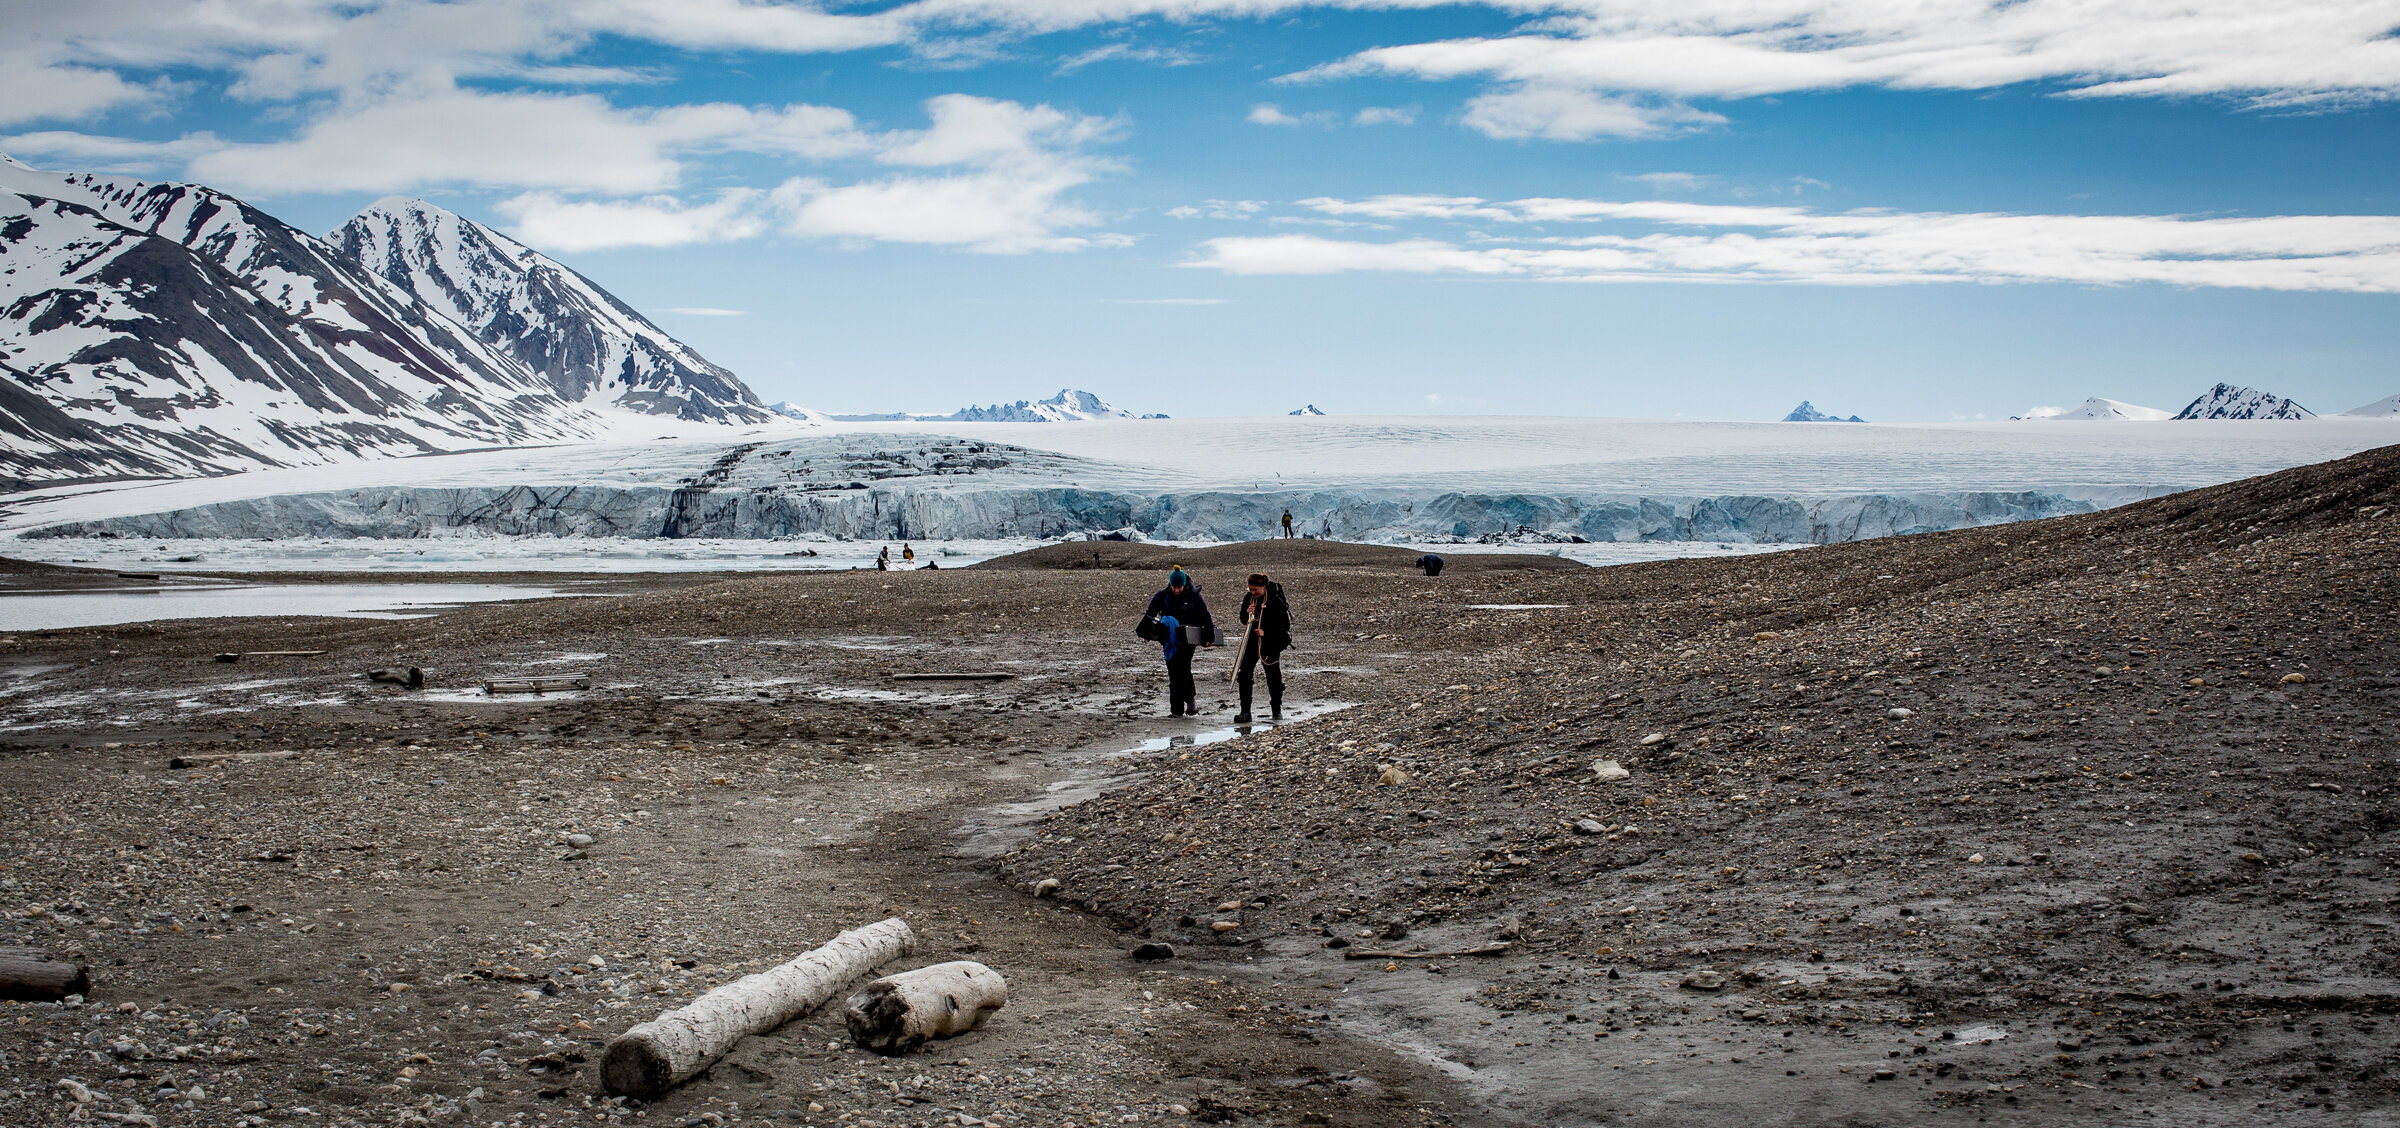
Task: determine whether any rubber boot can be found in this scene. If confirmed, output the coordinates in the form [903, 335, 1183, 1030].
[1270, 695, 1283, 721]
[1236, 683, 1253, 724]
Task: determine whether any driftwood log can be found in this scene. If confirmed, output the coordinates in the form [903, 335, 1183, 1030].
[168, 750, 301, 769]
[601, 918, 915, 1099]
[887, 672, 1014, 682]
[484, 675, 590, 694]
[844, 961, 1008, 1054]
[0, 947, 90, 1001]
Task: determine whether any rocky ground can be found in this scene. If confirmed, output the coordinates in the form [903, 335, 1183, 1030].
[2, 445, 2397, 1128]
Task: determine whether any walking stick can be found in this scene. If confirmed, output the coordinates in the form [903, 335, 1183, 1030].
[1226, 587, 1262, 684]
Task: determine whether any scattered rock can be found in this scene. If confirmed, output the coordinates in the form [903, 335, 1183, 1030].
[1130, 943, 1176, 961]
[1032, 878, 1062, 898]
[1592, 760, 1631, 783]
[1573, 818, 1607, 835]
[1376, 764, 1411, 786]
[1681, 970, 1726, 991]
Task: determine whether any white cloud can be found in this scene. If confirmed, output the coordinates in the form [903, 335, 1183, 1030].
[496, 190, 769, 251]
[0, 130, 227, 174]
[0, 53, 167, 128]
[1248, 103, 1327, 126]
[1166, 199, 1267, 220]
[1055, 42, 1201, 72]
[1190, 195, 2400, 292]
[1619, 171, 1711, 192]
[1351, 104, 1419, 125]
[1460, 85, 1723, 140]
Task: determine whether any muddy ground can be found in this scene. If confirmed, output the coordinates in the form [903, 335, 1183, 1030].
[3, 446, 2399, 1128]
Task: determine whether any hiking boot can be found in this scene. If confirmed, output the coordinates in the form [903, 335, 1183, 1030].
[1270, 702, 1284, 720]
[1234, 711, 1253, 723]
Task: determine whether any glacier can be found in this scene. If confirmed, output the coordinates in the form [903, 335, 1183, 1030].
[9, 417, 2395, 550]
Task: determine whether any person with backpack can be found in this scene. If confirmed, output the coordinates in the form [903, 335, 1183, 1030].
[1137, 567, 1216, 716]
[1235, 572, 1291, 723]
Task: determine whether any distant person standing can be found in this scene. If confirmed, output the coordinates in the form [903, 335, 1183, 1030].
[902, 543, 916, 563]
[1415, 553, 1444, 577]
[1235, 572, 1291, 723]
[1281, 510, 1294, 539]
[1137, 567, 1216, 716]
[877, 546, 890, 571]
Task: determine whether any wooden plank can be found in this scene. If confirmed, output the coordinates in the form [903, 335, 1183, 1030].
[0, 947, 90, 1002]
[887, 672, 1016, 682]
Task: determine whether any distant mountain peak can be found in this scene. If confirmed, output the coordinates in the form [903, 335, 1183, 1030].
[1290, 404, 1326, 416]
[2173, 383, 2314, 421]
[2341, 392, 2400, 418]
[330, 198, 770, 424]
[1785, 400, 1866, 423]
[828, 388, 1142, 423]
[2011, 397, 2173, 421]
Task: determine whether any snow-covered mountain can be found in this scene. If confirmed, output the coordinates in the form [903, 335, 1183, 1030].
[2173, 383, 2314, 420]
[768, 401, 832, 424]
[330, 198, 769, 424]
[2012, 397, 2174, 421]
[830, 388, 1143, 423]
[1290, 404, 1327, 416]
[2340, 393, 2400, 417]
[0, 156, 614, 485]
[1784, 401, 1866, 423]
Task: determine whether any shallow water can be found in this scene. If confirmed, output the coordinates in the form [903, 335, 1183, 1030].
[0, 582, 576, 630]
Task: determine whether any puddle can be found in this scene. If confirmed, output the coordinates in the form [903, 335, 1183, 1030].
[950, 701, 1351, 860]
[0, 583, 580, 630]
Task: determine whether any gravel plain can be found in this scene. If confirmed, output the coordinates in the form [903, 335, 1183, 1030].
[4, 444, 2398, 1128]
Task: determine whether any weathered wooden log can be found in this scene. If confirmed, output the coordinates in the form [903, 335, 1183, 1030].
[483, 675, 590, 694]
[601, 918, 915, 1099]
[368, 667, 425, 688]
[168, 751, 301, 769]
[887, 672, 1015, 682]
[844, 961, 1008, 1054]
[0, 947, 90, 1001]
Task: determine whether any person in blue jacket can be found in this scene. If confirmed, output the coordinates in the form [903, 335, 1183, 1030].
[1137, 566, 1216, 716]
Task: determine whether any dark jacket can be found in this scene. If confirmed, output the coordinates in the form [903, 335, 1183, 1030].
[1239, 583, 1292, 658]
[1139, 584, 1215, 645]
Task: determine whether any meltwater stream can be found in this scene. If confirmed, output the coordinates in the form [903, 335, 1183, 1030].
[0, 582, 580, 631]
[951, 702, 1351, 861]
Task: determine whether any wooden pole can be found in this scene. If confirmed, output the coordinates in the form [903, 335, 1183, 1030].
[602, 918, 915, 1099]
[0, 947, 90, 1001]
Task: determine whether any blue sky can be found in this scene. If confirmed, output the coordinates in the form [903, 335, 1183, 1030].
[5, 1, 2398, 420]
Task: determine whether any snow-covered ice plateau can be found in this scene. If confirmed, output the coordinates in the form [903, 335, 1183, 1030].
[3, 416, 2392, 574]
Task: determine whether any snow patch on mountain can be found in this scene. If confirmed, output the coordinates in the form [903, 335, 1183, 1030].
[1291, 404, 1327, 416]
[1785, 401, 1867, 422]
[330, 198, 770, 424]
[2174, 383, 2314, 420]
[2013, 397, 2174, 421]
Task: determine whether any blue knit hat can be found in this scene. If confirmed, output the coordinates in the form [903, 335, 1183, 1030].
[1168, 567, 1189, 588]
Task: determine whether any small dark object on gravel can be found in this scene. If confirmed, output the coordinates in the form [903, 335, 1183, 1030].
[368, 666, 424, 688]
[0, 947, 89, 1001]
[1131, 943, 1176, 961]
[213, 652, 239, 662]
